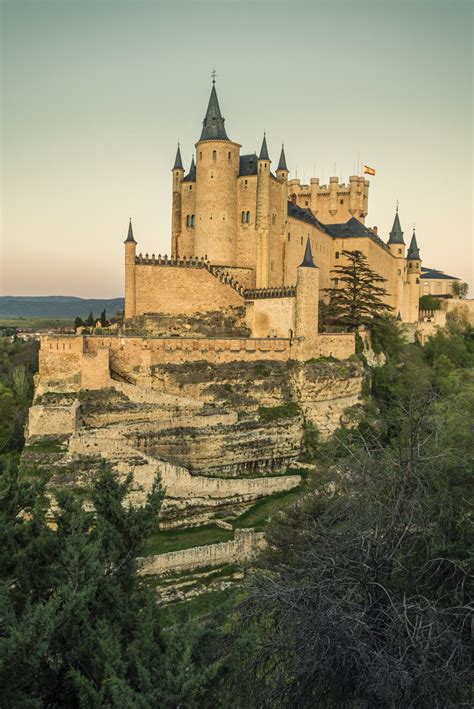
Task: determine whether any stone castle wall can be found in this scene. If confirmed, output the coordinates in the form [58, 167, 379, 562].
[138, 528, 266, 576]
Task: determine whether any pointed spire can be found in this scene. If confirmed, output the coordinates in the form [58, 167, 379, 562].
[172, 143, 184, 170]
[388, 206, 405, 244]
[199, 82, 230, 141]
[259, 133, 270, 161]
[407, 229, 420, 260]
[124, 218, 136, 244]
[183, 154, 196, 182]
[277, 143, 288, 172]
[299, 238, 316, 268]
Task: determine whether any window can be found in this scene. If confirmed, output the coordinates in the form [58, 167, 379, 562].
[291, 193, 297, 205]
[199, 152, 202, 160]
[189, 185, 192, 191]
[335, 251, 340, 259]
[228, 151, 231, 161]
[305, 201, 309, 207]
[212, 150, 217, 161]
[244, 179, 248, 185]
[270, 260, 274, 272]
[186, 215, 190, 227]
[300, 236, 303, 245]
[191, 214, 195, 227]
[272, 214, 276, 225]
[246, 211, 250, 223]
[340, 199, 344, 205]
[241, 211, 246, 224]
[398, 248, 402, 254]
[287, 233, 291, 242]
[416, 278, 420, 284]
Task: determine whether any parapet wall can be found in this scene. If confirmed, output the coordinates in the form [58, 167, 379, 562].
[138, 528, 266, 576]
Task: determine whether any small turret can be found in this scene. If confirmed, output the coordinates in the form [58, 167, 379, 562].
[172, 143, 184, 171]
[296, 238, 320, 356]
[407, 229, 420, 260]
[124, 219, 137, 319]
[183, 155, 196, 182]
[199, 80, 230, 142]
[388, 206, 405, 245]
[300, 236, 316, 268]
[276, 143, 288, 180]
[405, 228, 421, 323]
[256, 133, 271, 287]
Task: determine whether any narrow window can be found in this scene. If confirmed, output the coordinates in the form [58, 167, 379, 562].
[244, 179, 248, 185]
[287, 233, 291, 242]
[300, 236, 303, 245]
[228, 151, 231, 161]
[335, 251, 340, 259]
[191, 214, 195, 227]
[246, 211, 250, 223]
[199, 152, 202, 160]
[291, 193, 297, 205]
[398, 248, 402, 254]
[241, 211, 246, 224]
[212, 150, 217, 161]
[186, 215, 190, 227]
[305, 201, 309, 207]
[270, 260, 274, 272]
[339, 199, 344, 205]
[272, 214, 276, 225]
[189, 185, 192, 191]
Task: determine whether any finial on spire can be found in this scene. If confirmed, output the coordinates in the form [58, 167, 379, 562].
[396, 199, 399, 213]
[277, 143, 288, 172]
[172, 143, 184, 170]
[211, 68, 217, 84]
[388, 205, 405, 245]
[200, 79, 229, 141]
[407, 230, 420, 260]
[259, 133, 270, 161]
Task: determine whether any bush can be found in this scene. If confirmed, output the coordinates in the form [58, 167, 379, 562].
[419, 294, 441, 311]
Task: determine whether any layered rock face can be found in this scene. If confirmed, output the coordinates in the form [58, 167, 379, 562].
[25, 358, 364, 528]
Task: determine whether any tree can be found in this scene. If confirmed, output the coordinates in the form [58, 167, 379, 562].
[323, 249, 393, 329]
[419, 294, 441, 311]
[0, 461, 212, 706]
[452, 281, 469, 299]
[73, 316, 84, 330]
[86, 310, 94, 327]
[100, 309, 108, 328]
[223, 354, 472, 708]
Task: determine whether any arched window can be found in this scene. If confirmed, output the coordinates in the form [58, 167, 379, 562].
[191, 214, 195, 227]
[212, 150, 217, 161]
[228, 151, 231, 161]
[241, 211, 246, 224]
[186, 215, 190, 227]
[291, 193, 297, 205]
[287, 233, 291, 242]
[246, 211, 250, 223]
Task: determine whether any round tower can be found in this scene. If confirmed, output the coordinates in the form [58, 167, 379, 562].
[387, 206, 406, 318]
[171, 144, 184, 257]
[406, 228, 421, 323]
[194, 80, 240, 265]
[256, 133, 271, 288]
[295, 238, 320, 359]
[124, 219, 137, 320]
[329, 176, 339, 216]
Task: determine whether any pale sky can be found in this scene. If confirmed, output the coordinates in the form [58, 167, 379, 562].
[1, 0, 473, 298]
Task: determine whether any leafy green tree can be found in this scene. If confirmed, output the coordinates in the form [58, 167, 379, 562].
[452, 281, 469, 299]
[0, 461, 214, 706]
[323, 249, 393, 329]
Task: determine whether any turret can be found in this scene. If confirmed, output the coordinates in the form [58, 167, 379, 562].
[194, 79, 240, 265]
[387, 206, 405, 256]
[406, 228, 422, 323]
[171, 144, 184, 257]
[295, 238, 319, 360]
[124, 219, 137, 320]
[276, 143, 288, 181]
[256, 133, 271, 288]
[387, 206, 406, 316]
[329, 176, 339, 216]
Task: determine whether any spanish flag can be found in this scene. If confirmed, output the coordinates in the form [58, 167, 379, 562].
[364, 165, 376, 176]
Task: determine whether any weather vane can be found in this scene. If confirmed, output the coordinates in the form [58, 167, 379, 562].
[396, 199, 399, 212]
[211, 68, 217, 84]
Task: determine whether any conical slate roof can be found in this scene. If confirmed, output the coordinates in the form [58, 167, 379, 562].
[183, 155, 196, 182]
[172, 144, 184, 170]
[299, 238, 316, 268]
[277, 144, 288, 171]
[388, 209, 405, 244]
[199, 84, 230, 141]
[259, 133, 270, 160]
[407, 230, 420, 260]
[124, 218, 136, 244]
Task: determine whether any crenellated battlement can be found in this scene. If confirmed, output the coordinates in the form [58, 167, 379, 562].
[244, 286, 296, 300]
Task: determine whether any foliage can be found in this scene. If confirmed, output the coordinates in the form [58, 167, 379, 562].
[215, 330, 473, 708]
[86, 310, 94, 327]
[419, 293, 441, 310]
[0, 338, 38, 457]
[452, 280, 469, 299]
[257, 402, 300, 422]
[323, 249, 393, 329]
[369, 314, 405, 360]
[73, 315, 84, 330]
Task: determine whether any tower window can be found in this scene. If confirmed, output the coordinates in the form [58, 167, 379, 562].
[191, 214, 195, 227]
[305, 201, 309, 206]
[340, 199, 344, 205]
[189, 185, 192, 191]
[300, 236, 303, 245]
[398, 248, 402, 254]
[186, 215, 190, 227]
[228, 151, 231, 161]
[199, 152, 202, 160]
[244, 179, 248, 185]
[212, 150, 217, 161]
[272, 214, 276, 225]
[288, 233, 291, 242]
[335, 251, 340, 259]
[291, 193, 297, 205]
[246, 211, 250, 223]
[241, 211, 246, 224]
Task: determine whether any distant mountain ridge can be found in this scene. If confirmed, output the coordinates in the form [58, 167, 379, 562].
[0, 296, 124, 319]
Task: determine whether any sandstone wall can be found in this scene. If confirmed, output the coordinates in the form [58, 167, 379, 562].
[28, 400, 80, 437]
[317, 333, 355, 359]
[138, 528, 266, 576]
[134, 263, 243, 316]
[245, 296, 296, 338]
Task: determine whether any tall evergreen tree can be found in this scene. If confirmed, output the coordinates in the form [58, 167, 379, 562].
[100, 309, 108, 327]
[86, 310, 94, 327]
[323, 249, 393, 329]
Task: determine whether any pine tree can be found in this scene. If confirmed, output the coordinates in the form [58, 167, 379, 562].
[86, 310, 94, 327]
[73, 316, 84, 330]
[100, 309, 108, 327]
[323, 249, 393, 329]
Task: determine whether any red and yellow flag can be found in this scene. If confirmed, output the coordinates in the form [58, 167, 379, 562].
[364, 165, 376, 176]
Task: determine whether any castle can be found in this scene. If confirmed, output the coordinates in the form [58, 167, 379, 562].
[123, 78, 460, 357]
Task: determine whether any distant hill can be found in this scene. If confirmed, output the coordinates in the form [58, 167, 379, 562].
[0, 296, 124, 320]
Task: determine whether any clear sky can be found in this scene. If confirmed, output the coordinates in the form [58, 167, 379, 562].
[1, 0, 472, 298]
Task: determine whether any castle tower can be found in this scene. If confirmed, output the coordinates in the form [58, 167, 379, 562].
[256, 133, 271, 288]
[124, 219, 137, 320]
[295, 238, 320, 357]
[406, 228, 421, 323]
[171, 144, 184, 258]
[387, 206, 406, 317]
[194, 80, 240, 265]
